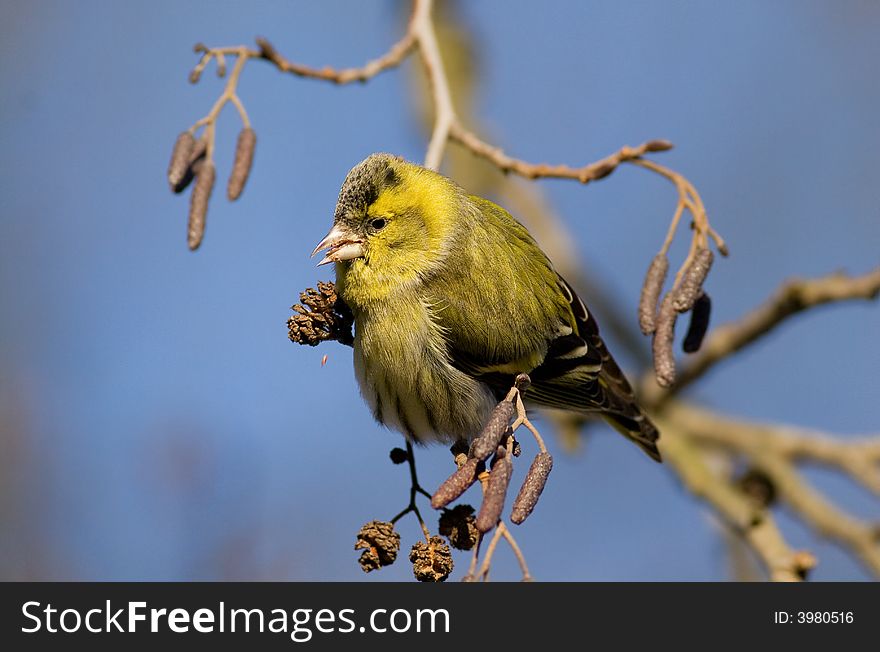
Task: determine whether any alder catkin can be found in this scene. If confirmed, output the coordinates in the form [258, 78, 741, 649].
[171, 138, 207, 194]
[227, 127, 256, 201]
[189, 138, 207, 171]
[168, 132, 195, 192]
[672, 248, 714, 313]
[475, 450, 513, 533]
[682, 292, 712, 353]
[431, 458, 480, 509]
[188, 161, 215, 251]
[639, 253, 669, 335]
[652, 294, 678, 387]
[510, 452, 553, 525]
[469, 401, 515, 461]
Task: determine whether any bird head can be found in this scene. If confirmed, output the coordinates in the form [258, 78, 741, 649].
[311, 153, 459, 282]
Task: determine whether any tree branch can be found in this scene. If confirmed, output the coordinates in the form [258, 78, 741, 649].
[411, 0, 456, 169]
[661, 402, 880, 577]
[657, 421, 816, 581]
[253, 20, 417, 84]
[449, 125, 672, 182]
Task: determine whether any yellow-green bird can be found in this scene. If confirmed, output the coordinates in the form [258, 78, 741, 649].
[312, 153, 661, 462]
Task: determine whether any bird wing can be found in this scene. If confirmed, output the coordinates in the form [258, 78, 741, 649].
[525, 275, 623, 407]
[442, 272, 660, 461]
[519, 275, 661, 462]
[426, 194, 660, 460]
[428, 195, 579, 392]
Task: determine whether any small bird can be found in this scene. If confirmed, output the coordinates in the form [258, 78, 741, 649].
[312, 153, 661, 461]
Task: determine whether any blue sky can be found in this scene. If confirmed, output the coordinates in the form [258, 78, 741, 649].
[1, 0, 878, 580]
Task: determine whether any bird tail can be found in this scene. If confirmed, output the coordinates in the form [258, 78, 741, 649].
[593, 352, 662, 463]
[602, 409, 662, 463]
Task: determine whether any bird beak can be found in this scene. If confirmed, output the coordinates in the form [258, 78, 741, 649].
[311, 224, 365, 266]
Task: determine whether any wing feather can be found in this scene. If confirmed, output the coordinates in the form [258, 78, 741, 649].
[429, 195, 661, 460]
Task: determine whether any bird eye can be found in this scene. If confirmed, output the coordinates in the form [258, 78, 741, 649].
[370, 218, 387, 230]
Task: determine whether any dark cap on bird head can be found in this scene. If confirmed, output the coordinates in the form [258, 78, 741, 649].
[334, 153, 405, 222]
[312, 153, 407, 266]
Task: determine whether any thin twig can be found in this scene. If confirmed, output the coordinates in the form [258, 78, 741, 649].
[389, 439, 432, 542]
[254, 22, 417, 84]
[499, 523, 533, 581]
[476, 522, 506, 581]
[191, 46, 252, 154]
[412, 0, 456, 169]
[450, 126, 671, 184]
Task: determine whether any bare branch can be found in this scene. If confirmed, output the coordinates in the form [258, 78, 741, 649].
[411, 0, 456, 169]
[254, 26, 417, 84]
[657, 421, 815, 581]
[450, 126, 672, 183]
[761, 454, 880, 576]
[661, 403, 880, 577]
[663, 402, 880, 496]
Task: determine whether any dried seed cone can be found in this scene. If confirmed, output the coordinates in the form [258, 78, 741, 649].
[188, 161, 215, 251]
[431, 458, 480, 509]
[355, 520, 400, 572]
[409, 536, 453, 582]
[510, 452, 553, 525]
[683, 292, 712, 353]
[438, 504, 478, 551]
[287, 281, 355, 347]
[470, 401, 515, 461]
[227, 127, 256, 201]
[168, 132, 195, 191]
[672, 248, 714, 312]
[476, 452, 513, 533]
[639, 253, 669, 335]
